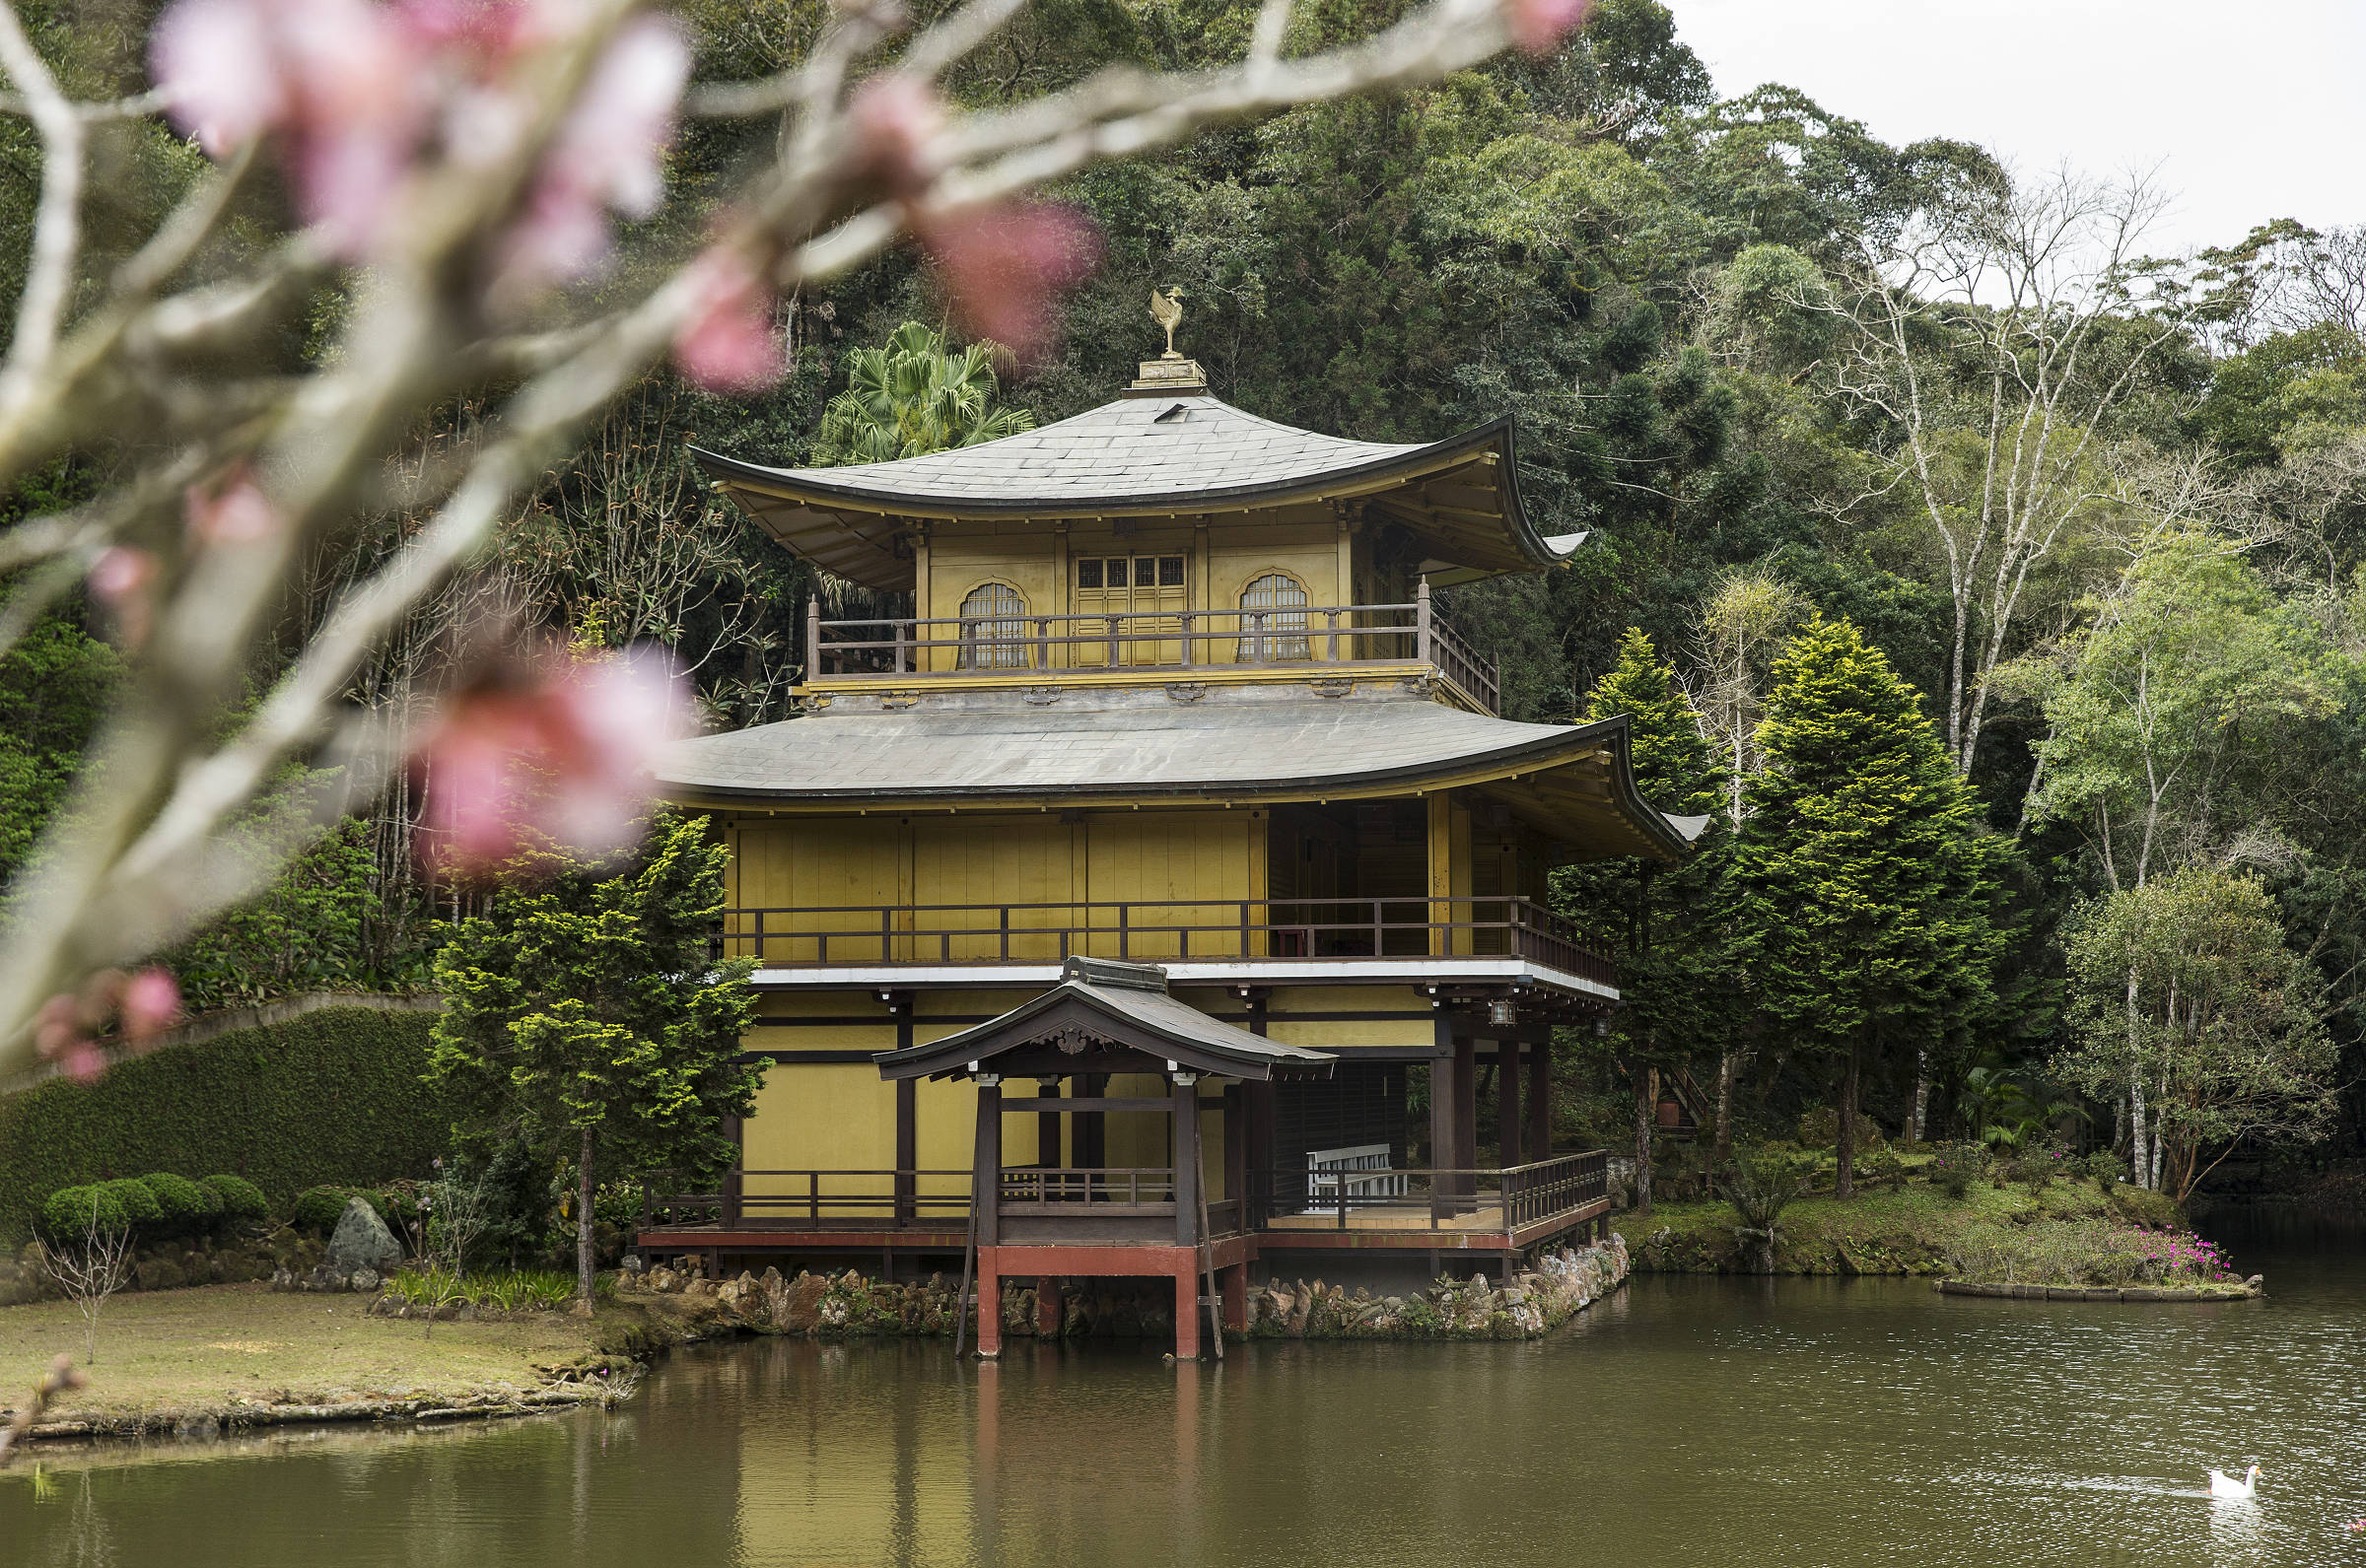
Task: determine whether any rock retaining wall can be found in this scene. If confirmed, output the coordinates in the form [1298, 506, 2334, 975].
[626, 1234, 1632, 1344]
[1936, 1276, 2262, 1302]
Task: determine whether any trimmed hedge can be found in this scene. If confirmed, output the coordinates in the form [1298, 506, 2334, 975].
[141, 1172, 215, 1232]
[202, 1173, 269, 1225]
[40, 1183, 128, 1238]
[293, 1186, 358, 1233]
[0, 1005, 458, 1244]
[104, 1177, 163, 1228]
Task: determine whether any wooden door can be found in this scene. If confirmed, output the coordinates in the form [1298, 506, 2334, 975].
[1073, 552, 1187, 665]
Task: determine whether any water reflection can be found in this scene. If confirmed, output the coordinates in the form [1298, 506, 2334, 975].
[4, 1209, 2362, 1568]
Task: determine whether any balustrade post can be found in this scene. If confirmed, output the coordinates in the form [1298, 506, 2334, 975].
[806, 596, 823, 677]
[1326, 607, 1340, 663]
[1108, 615, 1121, 665]
[1416, 578, 1432, 665]
[895, 620, 908, 675]
[1180, 610, 1194, 667]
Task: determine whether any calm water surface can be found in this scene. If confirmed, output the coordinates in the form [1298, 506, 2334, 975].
[7, 1211, 2365, 1567]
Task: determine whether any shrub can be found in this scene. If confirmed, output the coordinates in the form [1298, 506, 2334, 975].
[40, 1184, 130, 1239]
[1860, 1147, 1908, 1191]
[2081, 1149, 2123, 1185]
[1797, 1107, 1884, 1151]
[1927, 1141, 1985, 1199]
[202, 1173, 270, 1226]
[293, 1186, 357, 1233]
[103, 1177, 164, 1230]
[370, 1187, 421, 1232]
[140, 1172, 215, 1234]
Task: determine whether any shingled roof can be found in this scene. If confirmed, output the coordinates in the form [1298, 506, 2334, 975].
[658, 688, 1698, 859]
[692, 392, 1583, 591]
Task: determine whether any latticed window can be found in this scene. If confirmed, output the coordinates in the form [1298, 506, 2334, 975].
[959, 581, 1029, 668]
[1238, 572, 1310, 661]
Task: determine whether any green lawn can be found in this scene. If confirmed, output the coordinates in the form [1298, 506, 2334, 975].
[0, 1282, 620, 1425]
[1611, 1175, 2189, 1275]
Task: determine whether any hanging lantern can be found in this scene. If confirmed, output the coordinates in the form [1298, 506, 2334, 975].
[1488, 997, 1518, 1029]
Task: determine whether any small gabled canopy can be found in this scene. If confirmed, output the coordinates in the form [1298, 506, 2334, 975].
[873, 958, 1337, 1083]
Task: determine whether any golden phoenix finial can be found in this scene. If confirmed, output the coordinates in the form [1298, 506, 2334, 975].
[1149, 287, 1184, 357]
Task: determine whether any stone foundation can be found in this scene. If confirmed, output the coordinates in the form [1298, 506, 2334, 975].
[624, 1233, 1630, 1344]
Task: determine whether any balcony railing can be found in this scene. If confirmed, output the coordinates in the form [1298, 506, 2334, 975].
[641, 1152, 1608, 1240]
[805, 580, 1500, 715]
[719, 895, 1613, 986]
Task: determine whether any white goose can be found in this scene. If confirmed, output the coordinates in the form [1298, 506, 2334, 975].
[2208, 1465, 2262, 1499]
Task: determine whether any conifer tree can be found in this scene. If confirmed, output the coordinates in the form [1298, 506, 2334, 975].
[429, 813, 763, 1306]
[1561, 628, 1727, 1215]
[1735, 617, 1996, 1197]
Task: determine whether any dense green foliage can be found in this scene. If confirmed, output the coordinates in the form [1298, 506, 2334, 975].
[1734, 618, 2000, 1192]
[429, 816, 762, 1300]
[0, 1006, 460, 1243]
[2, 0, 2362, 1193]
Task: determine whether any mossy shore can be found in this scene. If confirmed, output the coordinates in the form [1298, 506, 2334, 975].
[0, 1282, 726, 1446]
[1610, 1175, 2196, 1277]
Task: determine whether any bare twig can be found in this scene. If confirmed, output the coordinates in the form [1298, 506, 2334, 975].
[0, 1355, 85, 1466]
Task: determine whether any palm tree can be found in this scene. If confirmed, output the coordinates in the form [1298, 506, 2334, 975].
[811, 321, 1035, 466]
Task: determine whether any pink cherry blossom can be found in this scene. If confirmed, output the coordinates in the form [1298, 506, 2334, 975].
[495, 15, 688, 294]
[672, 247, 786, 393]
[847, 75, 944, 198]
[915, 200, 1101, 362]
[416, 645, 694, 869]
[121, 968, 183, 1042]
[1502, 0, 1590, 55]
[89, 547, 157, 648]
[184, 468, 280, 546]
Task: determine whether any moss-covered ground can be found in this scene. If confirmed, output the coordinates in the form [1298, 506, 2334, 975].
[0, 1282, 681, 1433]
[1611, 1174, 2190, 1276]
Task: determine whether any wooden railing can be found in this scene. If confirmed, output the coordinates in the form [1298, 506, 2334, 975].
[719, 895, 1613, 986]
[639, 1154, 1604, 1238]
[1250, 1149, 1609, 1232]
[805, 580, 1500, 715]
[640, 1169, 973, 1231]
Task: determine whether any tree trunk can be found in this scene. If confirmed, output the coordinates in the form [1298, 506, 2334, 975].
[1836, 1043, 1859, 1200]
[1911, 1049, 1929, 1144]
[1632, 1060, 1654, 1219]
[2129, 1080, 2151, 1192]
[576, 1127, 596, 1312]
[1713, 1049, 1736, 1171]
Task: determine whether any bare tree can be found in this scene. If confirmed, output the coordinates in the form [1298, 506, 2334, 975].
[1805, 165, 2200, 778]
[0, 0, 1571, 1076]
[37, 1193, 133, 1361]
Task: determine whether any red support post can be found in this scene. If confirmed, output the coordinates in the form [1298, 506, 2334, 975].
[1173, 1266, 1201, 1361]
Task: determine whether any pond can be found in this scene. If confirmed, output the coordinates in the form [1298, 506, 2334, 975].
[6, 1211, 2362, 1567]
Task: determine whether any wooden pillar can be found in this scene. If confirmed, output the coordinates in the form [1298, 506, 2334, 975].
[1221, 1261, 1249, 1330]
[1173, 1074, 1202, 1248]
[1036, 1275, 1063, 1338]
[893, 996, 916, 1223]
[1430, 1013, 1458, 1220]
[1035, 1078, 1063, 1171]
[977, 1250, 1003, 1358]
[1222, 1082, 1246, 1215]
[1454, 1035, 1478, 1202]
[1527, 1036, 1553, 1160]
[1078, 1072, 1107, 1169]
[1244, 994, 1273, 1228]
[1173, 1266, 1201, 1360]
[974, 1078, 1003, 1247]
[1496, 1044, 1521, 1170]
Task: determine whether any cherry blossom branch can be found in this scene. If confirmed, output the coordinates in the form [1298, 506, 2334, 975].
[0, 0, 87, 395]
[0, 0, 1568, 1079]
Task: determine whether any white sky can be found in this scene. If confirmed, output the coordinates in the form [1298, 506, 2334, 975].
[1668, 0, 2366, 254]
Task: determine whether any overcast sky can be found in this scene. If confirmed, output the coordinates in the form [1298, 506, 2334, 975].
[1668, 0, 2366, 255]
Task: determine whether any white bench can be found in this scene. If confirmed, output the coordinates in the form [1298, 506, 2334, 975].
[1304, 1143, 1406, 1211]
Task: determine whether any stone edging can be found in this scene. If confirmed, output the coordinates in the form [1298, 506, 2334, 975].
[11, 1383, 617, 1448]
[1935, 1278, 2262, 1302]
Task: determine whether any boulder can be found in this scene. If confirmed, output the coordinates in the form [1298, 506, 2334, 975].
[349, 1266, 380, 1293]
[781, 1270, 828, 1332]
[325, 1196, 402, 1276]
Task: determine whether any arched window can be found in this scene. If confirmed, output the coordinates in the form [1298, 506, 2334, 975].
[1237, 572, 1310, 661]
[959, 581, 1030, 669]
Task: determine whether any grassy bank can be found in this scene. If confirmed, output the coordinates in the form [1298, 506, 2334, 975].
[1610, 1174, 2198, 1277]
[0, 1281, 702, 1441]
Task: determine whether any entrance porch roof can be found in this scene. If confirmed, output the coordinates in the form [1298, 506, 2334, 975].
[872, 957, 1336, 1083]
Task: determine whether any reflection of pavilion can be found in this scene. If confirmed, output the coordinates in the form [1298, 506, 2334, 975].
[640, 330, 1701, 1357]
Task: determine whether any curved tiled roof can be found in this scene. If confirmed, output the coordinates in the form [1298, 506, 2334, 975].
[692, 393, 1578, 590]
[658, 690, 1696, 859]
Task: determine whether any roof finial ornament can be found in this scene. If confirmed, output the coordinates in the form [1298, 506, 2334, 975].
[1150, 287, 1185, 358]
